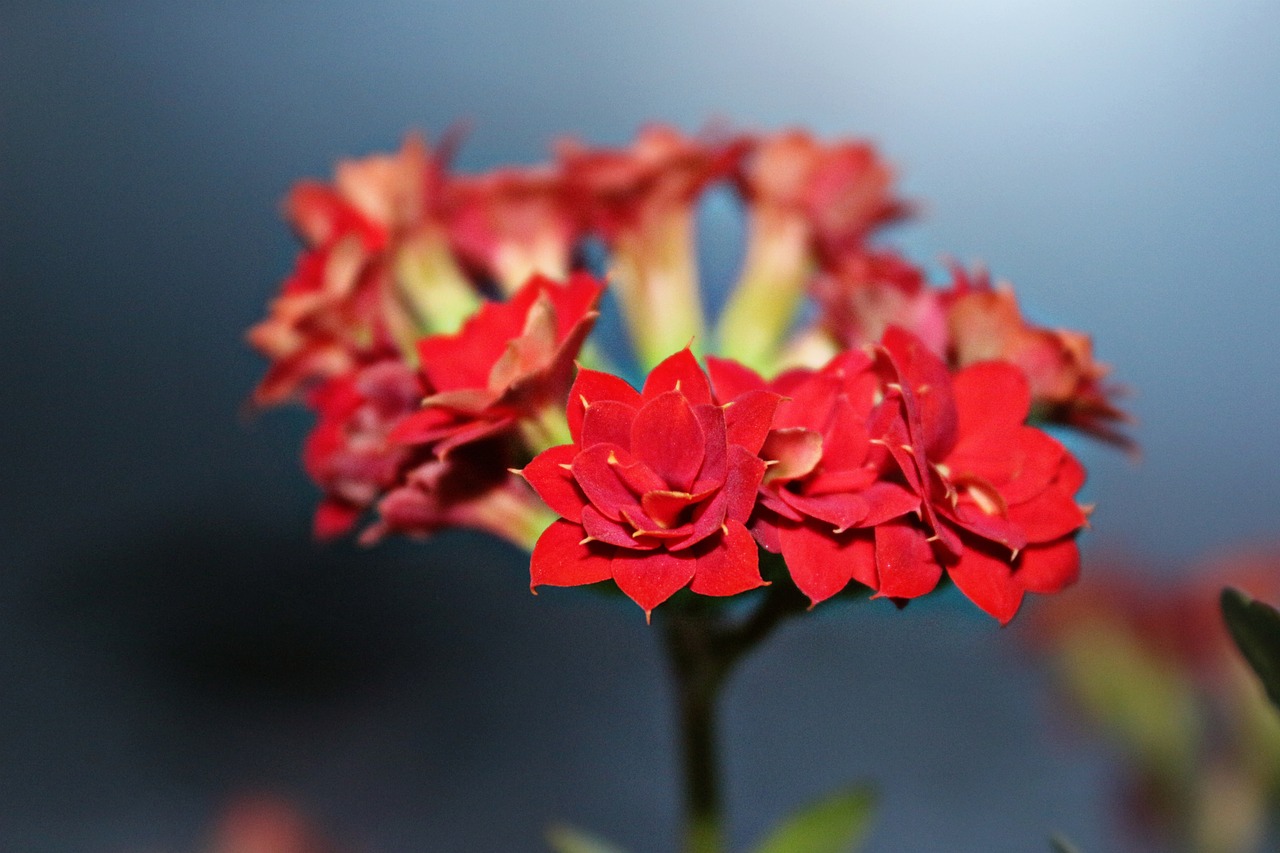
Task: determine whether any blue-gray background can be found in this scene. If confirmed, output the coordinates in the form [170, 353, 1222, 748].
[3, 2, 1278, 851]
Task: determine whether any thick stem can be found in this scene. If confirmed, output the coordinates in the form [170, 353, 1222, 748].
[661, 582, 810, 853]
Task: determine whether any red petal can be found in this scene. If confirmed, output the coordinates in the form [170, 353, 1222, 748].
[582, 504, 659, 550]
[860, 481, 921, 526]
[581, 400, 639, 451]
[952, 361, 1031, 436]
[723, 390, 782, 455]
[1006, 489, 1087, 543]
[548, 271, 606, 340]
[689, 520, 765, 597]
[946, 543, 1025, 625]
[724, 445, 767, 524]
[691, 403, 728, 489]
[631, 391, 705, 491]
[668, 490, 729, 551]
[1014, 537, 1080, 594]
[388, 407, 458, 446]
[641, 488, 713, 529]
[567, 368, 642, 443]
[751, 511, 784, 553]
[779, 491, 868, 531]
[314, 499, 361, 540]
[761, 428, 824, 483]
[642, 348, 713, 405]
[531, 519, 615, 588]
[522, 445, 587, 523]
[611, 548, 697, 615]
[415, 300, 515, 392]
[874, 520, 943, 600]
[819, 394, 872, 470]
[705, 355, 767, 401]
[880, 326, 958, 457]
[571, 444, 646, 521]
[779, 522, 874, 604]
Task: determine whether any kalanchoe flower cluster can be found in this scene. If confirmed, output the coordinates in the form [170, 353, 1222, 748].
[250, 123, 1125, 623]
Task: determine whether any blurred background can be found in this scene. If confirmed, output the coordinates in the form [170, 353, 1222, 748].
[3, 1, 1279, 850]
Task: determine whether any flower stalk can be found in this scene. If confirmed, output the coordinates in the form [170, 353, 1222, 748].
[661, 580, 811, 853]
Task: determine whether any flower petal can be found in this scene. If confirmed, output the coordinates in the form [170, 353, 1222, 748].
[723, 389, 782, 455]
[582, 504, 659, 550]
[874, 519, 943, 600]
[611, 548, 697, 615]
[531, 519, 615, 589]
[632, 390, 706, 491]
[761, 428, 824, 483]
[567, 368, 642, 443]
[522, 444, 587, 523]
[689, 520, 765, 597]
[581, 400, 639, 451]
[946, 542, 1025, 625]
[706, 355, 767, 401]
[642, 348, 713, 405]
[778, 521, 874, 604]
[1014, 537, 1080, 594]
[1006, 489, 1087, 543]
[571, 444, 646, 521]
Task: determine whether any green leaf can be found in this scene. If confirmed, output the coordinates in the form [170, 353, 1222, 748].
[1050, 833, 1082, 853]
[1221, 587, 1280, 711]
[753, 786, 876, 853]
[545, 823, 627, 853]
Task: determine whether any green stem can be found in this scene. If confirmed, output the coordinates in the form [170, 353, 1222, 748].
[660, 581, 810, 853]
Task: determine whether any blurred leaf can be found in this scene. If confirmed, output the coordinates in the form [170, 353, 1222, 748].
[1221, 587, 1280, 711]
[1050, 834, 1082, 853]
[753, 786, 876, 853]
[1056, 620, 1200, 782]
[545, 823, 627, 853]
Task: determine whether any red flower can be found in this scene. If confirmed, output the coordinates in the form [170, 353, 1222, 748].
[872, 328, 1089, 623]
[390, 272, 603, 455]
[810, 249, 946, 353]
[445, 166, 579, 293]
[716, 131, 911, 371]
[735, 130, 910, 259]
[558, 125, 746, 366]
[521, 350, 781, 616]
[302, 357, 424, 540]
[248, 136, 462, 406]
[705, 351, 922, 605]
[945, 264, 1130, 446]
[362, 436, 552, 550]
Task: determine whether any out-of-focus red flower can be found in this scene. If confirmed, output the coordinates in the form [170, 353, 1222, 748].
[736, 130, 910, 258]
[1029, 552, 1280, 851]
[362, 436, 552, 549]
[247, 192, 397, 406]
[249, 135, 479, 406]
[390, 271, 602, 456]
[445, 166, 579, 293]
[810, 250, 946, 354]
[871, 328, 1089, 623]
[210, 796, 337, 853]
[558, 125, 745, 366]
[521, 349, 781, 616]
[303, 356, 425, 540]
[945, 264, 1129, 446]
[716, 131, 911, 371]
